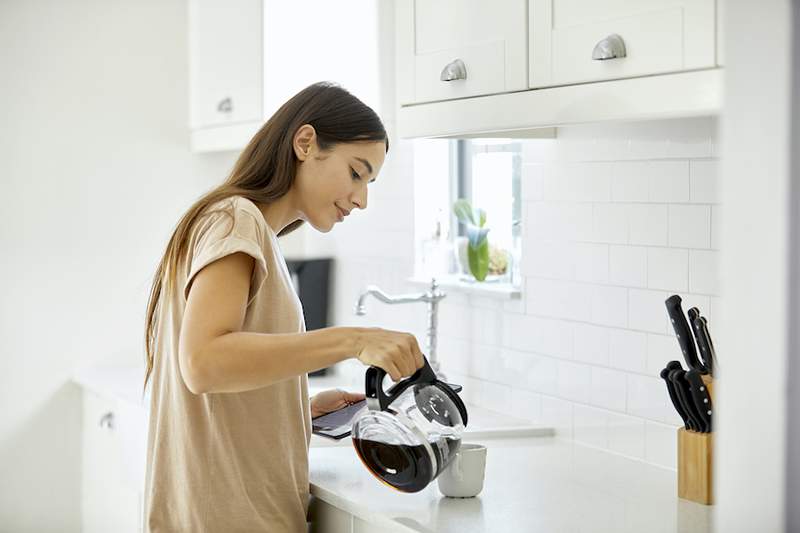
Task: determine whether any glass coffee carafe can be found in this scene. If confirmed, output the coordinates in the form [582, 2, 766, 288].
[351, 357, 468, 493]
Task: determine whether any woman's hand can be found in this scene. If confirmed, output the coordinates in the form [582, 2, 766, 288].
[310, 388, 366, 418]
[354, 327, 425, 381]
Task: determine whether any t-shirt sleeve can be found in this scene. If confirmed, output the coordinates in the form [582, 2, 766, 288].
[183, 201, 269, 308]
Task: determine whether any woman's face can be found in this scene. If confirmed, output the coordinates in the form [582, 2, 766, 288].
[292, 125, 386, 233]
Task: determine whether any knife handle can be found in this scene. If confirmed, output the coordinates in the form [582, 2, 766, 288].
[698, 316, 717, 374]
[665, 295, 704, 372]
[692, 316, 714, 376]
[669, 368, 706, 433]
[685, 369, 713, 432]
[660, 366, 691, 430]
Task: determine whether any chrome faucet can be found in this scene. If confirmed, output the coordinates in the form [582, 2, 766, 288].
[354, 278, 447, 379]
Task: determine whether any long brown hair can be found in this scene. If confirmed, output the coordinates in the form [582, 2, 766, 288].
[143, 82, 388, 392]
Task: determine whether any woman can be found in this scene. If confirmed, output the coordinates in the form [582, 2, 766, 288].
[142, 82, 424, 532]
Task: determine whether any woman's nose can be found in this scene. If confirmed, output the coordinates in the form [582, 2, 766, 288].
[351, 187, 367, 210]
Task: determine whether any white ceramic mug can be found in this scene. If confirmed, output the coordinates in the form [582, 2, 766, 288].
[437, 443, 487, 498]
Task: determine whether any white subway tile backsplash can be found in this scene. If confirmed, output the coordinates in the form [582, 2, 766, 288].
[612, 162, 649, 202]
[689, 159, 719, 204]
[575, 243, 609, 283]
[628, 289, 671, 334]
[541, 395, 574, 439]
[590, 367, 627, 411]
[521, 164, 545, 202]
[574, 324, 610, 366]
[647, 248, 689, 292]
[590, 286, 628, 327]
[627, 373, 672, 422]
[502, 314, 573, 359]
[574, 404, 608, 448]
[544, 164, 575, 201]
[509, 388, 543, 423]
[628, 204, 669, 246]
[689, 250, 719, 295]
[527, 279, 592, 322]
[609, 329, 647, 373]
[593, 204, 629, 244]
[524, 242, 575, 279]
[609, 245, 647, 287]
[647, 161, 690, 203]
[378, 118, 721, 472]
[515, 352, 559, 395]
[536, 318, 575, 359]
[668, 205, 711, 249]
[645, 421, 679, 470]
[557, 361, 592, 403]
[646, 334, 679, 376]
[574, 162, 614, 202]
[711, 206, 722, 250]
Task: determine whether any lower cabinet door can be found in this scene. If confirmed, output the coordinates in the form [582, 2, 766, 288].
[81, 390, 141, 533]
[308, 496, 353, 533]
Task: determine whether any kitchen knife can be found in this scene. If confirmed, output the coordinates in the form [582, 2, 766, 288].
[698, 316, 718, 374]
[685, 369, 713, 432]
[668, 368, 707, 433]
[692, 315, 715, 377]
[660, 366, 692, 430]
[665, 295, 705, 373]
[688, 307, 711, 374]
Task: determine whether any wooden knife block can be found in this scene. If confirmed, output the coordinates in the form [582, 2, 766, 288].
[677, 374, 714, 505]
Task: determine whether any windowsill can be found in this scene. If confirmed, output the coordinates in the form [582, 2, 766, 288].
[407, 274, 522, 299]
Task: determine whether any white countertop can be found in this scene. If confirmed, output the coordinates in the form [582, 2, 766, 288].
[72, 366, 552, 447]
[310, 435, 712, 533]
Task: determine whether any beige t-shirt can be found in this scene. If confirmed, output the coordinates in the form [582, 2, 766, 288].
[144, 196, 312, 532]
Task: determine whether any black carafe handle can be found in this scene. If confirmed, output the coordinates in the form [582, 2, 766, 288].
[365, 356, 438, 411]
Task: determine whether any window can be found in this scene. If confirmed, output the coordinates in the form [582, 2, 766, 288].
[413, 138, 522, 291]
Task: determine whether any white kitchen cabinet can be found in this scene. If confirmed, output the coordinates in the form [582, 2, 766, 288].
[395, 0, 528, 106]
[189, 0, 263, 130]
[529, 0, 716, 88]
[396, 0, 721, 139]
[81, 390, 145, 533]
[189, 0, 380, 152]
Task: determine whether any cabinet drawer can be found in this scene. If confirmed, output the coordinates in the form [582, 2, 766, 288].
[530, 0, 716, 88]
[398, 0, 527, 105]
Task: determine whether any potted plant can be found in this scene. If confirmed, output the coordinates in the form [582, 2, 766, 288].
[452, 199, 490, 281]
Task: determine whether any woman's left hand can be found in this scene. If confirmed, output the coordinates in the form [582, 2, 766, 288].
[310, 388, 366, 418]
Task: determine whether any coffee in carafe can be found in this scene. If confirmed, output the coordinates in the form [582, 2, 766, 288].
[353, 436, 461, 493]
[351, 357, 468, 493]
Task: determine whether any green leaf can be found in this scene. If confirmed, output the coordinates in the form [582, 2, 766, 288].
[467, 239, 490, 281]
[452, 199, 475, 225]
[477, 208, 487, 227]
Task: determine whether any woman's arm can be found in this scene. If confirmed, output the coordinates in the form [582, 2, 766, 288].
[179, 252, 421, 394]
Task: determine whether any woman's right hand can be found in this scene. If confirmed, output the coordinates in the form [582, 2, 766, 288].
[353, 327, 425, 382]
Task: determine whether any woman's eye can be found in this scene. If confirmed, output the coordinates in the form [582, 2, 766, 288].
[351, 168, 361, 180]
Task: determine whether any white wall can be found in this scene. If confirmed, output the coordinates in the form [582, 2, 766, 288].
[716, 1, 791, 531]
[0, 0, 236, 530]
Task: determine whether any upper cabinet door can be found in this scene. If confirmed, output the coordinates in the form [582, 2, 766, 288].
[396, 0, 528, 106]
[529, 0, 716, 89]
[189, 0, 263, 129]
[262, 0, 380, 120]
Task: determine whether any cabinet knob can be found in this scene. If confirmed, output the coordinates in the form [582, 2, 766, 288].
[440, 59, 467, 82]
[592, 34, 627, 60]
[98, 411, 115, 430]
[217, 97, 233, 113]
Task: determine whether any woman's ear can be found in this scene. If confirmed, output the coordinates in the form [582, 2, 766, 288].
[293, 124, 317, 161]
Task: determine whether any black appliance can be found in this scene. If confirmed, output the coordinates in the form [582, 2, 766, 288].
[285, 258, 333, 376]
